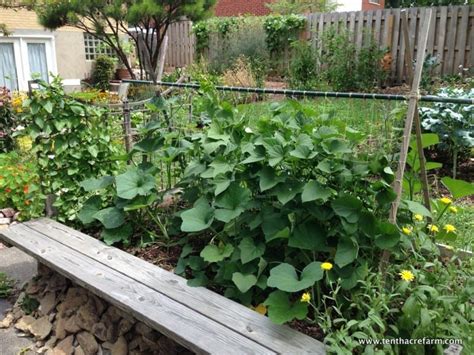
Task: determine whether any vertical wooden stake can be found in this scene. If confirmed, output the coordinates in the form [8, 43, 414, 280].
[401, 9, 432, 213]
[123, 100, 132, 163]
[380, 9, 433, 273]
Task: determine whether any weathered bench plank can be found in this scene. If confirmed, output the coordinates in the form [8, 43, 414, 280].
[26, 218, 325, 354]
[0, 223, 276, 355]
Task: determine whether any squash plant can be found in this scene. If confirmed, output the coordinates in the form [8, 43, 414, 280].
[176, 95, 403, 324]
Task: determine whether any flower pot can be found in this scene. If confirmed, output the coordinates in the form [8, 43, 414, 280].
[116, 68, 132, 80]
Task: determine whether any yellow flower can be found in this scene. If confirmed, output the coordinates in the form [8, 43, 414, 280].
[449, 206, 458, 214]
[414, 214, 423, 222]
[428, 224, 439, 233]
[439, 197, 452, 205]
[254, 304, 267, 315]
[443, 224, 456, 233]
[300, 292, 311, 303]
[402, 226, 413, 235]
[399, 270, 415, 282]
[321, 262, 333, 271]
[16, 136, 33, 152]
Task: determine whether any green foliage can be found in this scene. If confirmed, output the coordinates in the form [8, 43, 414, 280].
[92, 55, 116, 91]
[17, 77, 121, 222]
[0, 151, 43, 220]
[266, 0, 337, 14]
[321, 29, 386, 92]
[20, 294, 39, 315]
[193, 21, 211, 54]
[386, 0, 467, 7]
[0, 272, 14, 298]
[420, 87, 473, 178]
[176, 91, 400, 323]
[288, 41, 319, 89]
[264, 15, 306, 53]
[0, 87, 14, 153]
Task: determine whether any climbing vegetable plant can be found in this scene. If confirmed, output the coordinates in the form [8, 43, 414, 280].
[176, 93, 403, 323]
[264, 14, 306, 53]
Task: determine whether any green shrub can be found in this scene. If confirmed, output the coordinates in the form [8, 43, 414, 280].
[92, 55, 116, 91]
[288, 41, 319, 90]
[0, 87, 14, 153]
[17, 77, 121, 222]
[176, 91, 401, 322]
[0, 272, 14, 298]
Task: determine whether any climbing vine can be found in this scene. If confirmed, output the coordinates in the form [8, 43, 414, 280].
[263, 15, 306, 53]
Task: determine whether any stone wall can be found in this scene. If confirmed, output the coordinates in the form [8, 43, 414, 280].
[0, 264, 193, 355]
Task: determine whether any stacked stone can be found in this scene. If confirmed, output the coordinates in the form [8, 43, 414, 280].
[0, 265, 192, 355]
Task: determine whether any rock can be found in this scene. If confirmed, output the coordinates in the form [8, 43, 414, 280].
[53, 335, 75, 355]
[102, 307, 122, 323]
[157, 337, 177, 355]
[38, 264, 53, 276]
[74, 346, 86, 355]
[40, 292, 58, 315]
[0, 207, 15, 218]
[26, 281, 43, 295]
[15, 315, 36, 332]
[134, 322, 153, 337]
[46, 274, 68, 293]
[110, 336, 128, 355]
[76, 331, 99, 355]
[76, 302, 99, 331]
[64, 314, 82, 334]
[57, 288, 88, 315]
[30, 316, 53, 340]
[91, 322, 108, 342]
[0, 312, 14, 328]
[117, 318, 134, 335]
[55, 316, 68, 340]
[90, 295, 107, 317]
[0, 217, 11, 224]
[45, 335, 58, 348]
[101, 342, 113, 350]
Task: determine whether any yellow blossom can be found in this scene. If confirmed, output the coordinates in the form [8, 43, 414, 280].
[443, 224, 456, 233]
[402, 226, 413, 235]
[439, 197, 452, 205]
[321, 262, 333, 271]
[399, 270, 415, 282]
[300, 292, 311, 303]
[254, 304, 267, 315]
[16, 136, 33, 152]
[428, 224, 439, 233]
[449, 206, 458, 214]
[414, 214, 423, 221]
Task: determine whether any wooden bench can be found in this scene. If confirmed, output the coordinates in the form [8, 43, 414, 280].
[0, 218, 325, 354]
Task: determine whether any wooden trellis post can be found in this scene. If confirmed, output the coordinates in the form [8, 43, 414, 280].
[381, 8, 433, 272]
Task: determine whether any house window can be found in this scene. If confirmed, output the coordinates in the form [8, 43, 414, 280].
[369, 0, 381, 4]
[0, 43, 19, 90]
[83, 33, 114, 60]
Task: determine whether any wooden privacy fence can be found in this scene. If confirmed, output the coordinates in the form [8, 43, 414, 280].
[164, 5, 473, 84]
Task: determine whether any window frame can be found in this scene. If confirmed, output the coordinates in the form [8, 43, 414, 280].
[83, 33, 115, 61]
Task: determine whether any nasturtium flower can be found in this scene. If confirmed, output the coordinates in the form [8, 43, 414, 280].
[439, 197, 452, 205]
[414, 214, 423, 222]
[321, 262, 333, 271]
[399, 270, 415, 282]
[402, 226, 413, 235]
[301, 292, 311, 303]
[449, 206, 458, 214]
[443, 224, 456, 233]
[254, 304, 267, 315]
[428, 224, 439, 233]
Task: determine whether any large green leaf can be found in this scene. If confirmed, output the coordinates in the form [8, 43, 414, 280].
[340, 263, 368, 290]
[215, 184, 251, 222]
[101, 224, 133, 246]
[263, 138, 286, 167]
[258, 167, 284, 192]
[441, 177, 474, 199]
[80, 176, 114, 192]
[262, 213, 290, 242]
[409, 133, 439, 150]
[239, 238, 265, 264]
[375, 222, 400, 249]
[322, 138, 351, 155]
[200, 244, 234, 263]
[301, 181, 333, 203]
[209, 158, 233, 177]
[331, 195, 362, 223]
[289, 221, 326, 251]
[181, 198, 214, 232]
[232, 273, 257, 293]
[267, 262, 323, 292]
[78, 196, 102, 224]
[264, 291, 308, 324]
[93, 207, 125, 229]
[290, 134, 316, 159]
[133, 136, 164, 153]
[403, 200, 432, 217]
[116, 169, 155, 200]
[335, 238, 358, 268]
[273, 181, 303, 205]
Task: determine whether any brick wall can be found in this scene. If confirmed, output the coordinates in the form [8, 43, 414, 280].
[214, 0, 274, 17]
[362, 0, 385, 11]
[0, 8, 79, 31]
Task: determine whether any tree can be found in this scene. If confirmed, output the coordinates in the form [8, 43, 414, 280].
[29, 0, 215, 81]
[266, 0, 337, 14]
[385, 0, 468, 7]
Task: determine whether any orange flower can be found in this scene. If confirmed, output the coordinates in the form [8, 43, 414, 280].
[23, 185, 29, 194]
[25, 200, 31, 206]
[5, 188, 11, 193]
